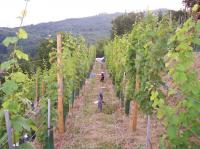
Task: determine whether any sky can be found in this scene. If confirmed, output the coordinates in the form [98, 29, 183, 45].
[0, 0, 184, 27]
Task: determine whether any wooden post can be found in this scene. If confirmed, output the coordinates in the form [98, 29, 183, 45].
[132, 100, 138, 131]
[57, 33, 65, 133]
[42, 80, 45, 97]
[48, 99, 51, 137]
[4, 110, 13, 149]
[132, 74, 140, 131]
[146, 115, 151, 149]
[13, 130, 16, 147]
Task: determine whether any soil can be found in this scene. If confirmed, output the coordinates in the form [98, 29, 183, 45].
[54, 62, 164, 149]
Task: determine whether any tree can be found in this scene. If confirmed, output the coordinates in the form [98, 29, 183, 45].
[95, 40, 107, 57]
[111, 12, 144, 38]
[35, 39, 56, 70]
[183, 0, 200, 8]
[170, 10, 188, 24]
[183, 0, 200, 19]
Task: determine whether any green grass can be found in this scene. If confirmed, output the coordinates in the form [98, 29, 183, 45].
[102, 103, 115, 115]
[83, 102, 95, 116]
[72, 126, 80, 134]
[96, 142, 121, 149]
[101, 114, 114, 124]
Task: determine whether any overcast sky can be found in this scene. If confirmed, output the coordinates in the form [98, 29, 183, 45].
[0, 0, 184, 27]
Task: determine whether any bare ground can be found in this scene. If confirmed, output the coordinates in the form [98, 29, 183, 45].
[54, 62, 164, 149]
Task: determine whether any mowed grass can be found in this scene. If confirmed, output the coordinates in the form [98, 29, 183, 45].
[96, 141, 122, 149]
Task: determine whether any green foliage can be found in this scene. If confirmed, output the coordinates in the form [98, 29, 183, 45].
[17, 142, 34, 149]
[11, 72, 28, 83]
[161, 18, 200, 148]
[95, 40, 107, 57]
[105, 12, 200, 147]
[0, 32, 96, 148]
[0, 59, 17, 71]
[14, 50, 29, 61]
[17, 28, 28, 39]
[111, 10, 187, 39]
[1, 80, 18, 95]
[111, 12, 144, 38]
[106, 13, 172, 113]
[33, 33, 96, 145]
[104, 35, 127, 97]
[0, 39, 36, 147]
[3, 37, 18, 47]
[35, 39, 56, 70]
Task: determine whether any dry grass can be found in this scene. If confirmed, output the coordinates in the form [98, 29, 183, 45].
[54, 62, 164, 149]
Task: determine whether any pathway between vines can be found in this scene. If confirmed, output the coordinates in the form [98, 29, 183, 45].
[55, 61, 164, 149]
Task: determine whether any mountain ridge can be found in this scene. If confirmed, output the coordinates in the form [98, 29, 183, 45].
[0, 9, 173, 62]
[0, 13, 121, 61]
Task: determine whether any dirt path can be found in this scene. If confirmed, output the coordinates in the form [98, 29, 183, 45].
[56, 62, 164, 149]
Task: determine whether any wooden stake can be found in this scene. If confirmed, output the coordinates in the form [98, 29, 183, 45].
[57, 33, 65, 133]
[132, 100, 138, 131]
[42, 80, 45, 97]
[132, 74, 140, 131]
[13, 129, 16, 147]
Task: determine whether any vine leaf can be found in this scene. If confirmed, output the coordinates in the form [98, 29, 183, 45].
[17, 28, 28, 39]
[1, 80, 18, 95]
[14, 50, 29, 61]
[0, 59, 17, 71]
[195, 21, 200, 32]
[2, 37, 18, 47]
[173, 71, 187, 84]
[2, 101, 20, 113]
[167, 126, 177, 140]
[192, 4, 199, 12]
[11, 72, 28, 83]
[11, 116, 35, 133]
[192, 38, 200, 45]
[17, 142, 34, 149]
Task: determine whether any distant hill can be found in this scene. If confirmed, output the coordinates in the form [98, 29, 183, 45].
[0, 9, 181, 62]
[0, 13, 121, 61]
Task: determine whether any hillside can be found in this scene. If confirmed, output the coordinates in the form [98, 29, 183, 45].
[0, 13, 121, 61]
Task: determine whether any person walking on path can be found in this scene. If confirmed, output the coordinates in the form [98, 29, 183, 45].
[98, 92, 103, 112]
[100, 72, 104, 82]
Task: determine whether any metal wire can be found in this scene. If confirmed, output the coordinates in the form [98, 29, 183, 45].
[29, 121, 45, 141]
[0, 139, 8, 149]
[0, 134, 8, 145]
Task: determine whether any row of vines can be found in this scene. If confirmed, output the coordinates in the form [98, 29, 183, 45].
[104, 11, 200, 148]
[0, 28, 96, 148]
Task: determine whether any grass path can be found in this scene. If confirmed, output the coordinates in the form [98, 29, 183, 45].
[56, 62, 163, 149]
